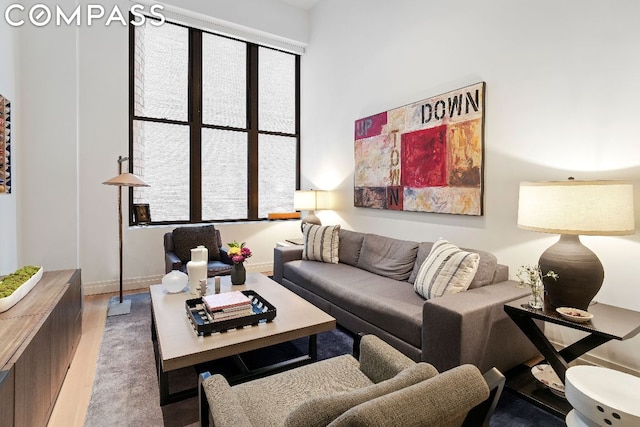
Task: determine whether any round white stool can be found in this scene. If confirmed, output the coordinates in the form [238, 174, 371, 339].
[565, 365, 640, 427]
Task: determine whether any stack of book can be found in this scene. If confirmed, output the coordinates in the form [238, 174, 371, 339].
[202, 291, 254, 322]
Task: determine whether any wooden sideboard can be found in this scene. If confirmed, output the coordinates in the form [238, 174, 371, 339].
[0, 269, 82, 427]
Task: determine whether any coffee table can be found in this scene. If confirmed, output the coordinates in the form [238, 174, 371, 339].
[150, 272, 336, 406]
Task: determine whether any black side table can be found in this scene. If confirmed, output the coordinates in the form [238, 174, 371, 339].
[504, 296, 640, 417]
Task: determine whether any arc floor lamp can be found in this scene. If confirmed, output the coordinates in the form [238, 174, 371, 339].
[102, 155, 149, 316]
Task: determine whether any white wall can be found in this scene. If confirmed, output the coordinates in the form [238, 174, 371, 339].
[11, 0, 307, 282]
[11, 0, 308, 287]
[0, 0, 18, 274]
[302, 0, 640, 373]
[17, 0, 80, 274]
[74, 0, 305, 289]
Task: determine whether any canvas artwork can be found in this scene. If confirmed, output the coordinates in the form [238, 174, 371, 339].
[354, 82, 485, 215]
[0, 95, 10, 194]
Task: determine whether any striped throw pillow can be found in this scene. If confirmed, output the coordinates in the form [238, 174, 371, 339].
[302, 224, 340, 264]
[414, 239, 480, 299]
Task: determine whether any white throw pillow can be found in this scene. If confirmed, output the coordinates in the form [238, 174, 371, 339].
[414, 239, 480, 299]
[302, 224, 340, 264]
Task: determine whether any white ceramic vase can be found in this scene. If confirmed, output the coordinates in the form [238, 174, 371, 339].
[187, 245, 208, 295]
[161, 270, 188, 293]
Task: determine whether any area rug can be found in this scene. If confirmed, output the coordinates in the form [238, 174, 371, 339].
[85, 292, 564, 427]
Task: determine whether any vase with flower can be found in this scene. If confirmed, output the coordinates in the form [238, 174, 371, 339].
[228, 240, 253, 285]
[517, 264, 559, 309]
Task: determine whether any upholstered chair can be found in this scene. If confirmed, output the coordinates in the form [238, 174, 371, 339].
[164, 225, 233, 277]
[198, 334, 505, 427]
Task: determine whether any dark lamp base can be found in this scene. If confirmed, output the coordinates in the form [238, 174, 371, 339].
[539, 234, 604, 311]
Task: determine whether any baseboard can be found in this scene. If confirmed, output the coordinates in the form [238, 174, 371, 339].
[83, 274, 163, 295]
[573, 350, 640, 377]
[83, 262, 274, 296]
[245, 261, 272, 273]
[550, 339, 640, 377]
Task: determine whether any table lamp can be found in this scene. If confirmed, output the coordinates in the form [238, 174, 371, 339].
[517, 179, 635, 310]
[103, 155, 149, 316]
[294, 190, 327, 231]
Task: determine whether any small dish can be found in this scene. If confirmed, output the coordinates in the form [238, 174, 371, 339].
[531, 364, 565, 397]
[556, 307, 594, 323]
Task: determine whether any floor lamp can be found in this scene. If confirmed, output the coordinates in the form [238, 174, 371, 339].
[102, 155, 149, 316]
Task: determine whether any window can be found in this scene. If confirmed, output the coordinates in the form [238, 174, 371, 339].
[130, 19, 300, 224]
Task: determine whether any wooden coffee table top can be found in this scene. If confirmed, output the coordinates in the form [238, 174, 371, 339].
[150, 273, 336, 371]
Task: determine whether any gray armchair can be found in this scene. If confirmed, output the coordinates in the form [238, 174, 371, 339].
[164, 225, 233, 277]
[198, 335, 504, 427]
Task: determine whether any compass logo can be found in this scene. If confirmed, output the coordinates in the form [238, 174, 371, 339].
[4, 3, 165, 27]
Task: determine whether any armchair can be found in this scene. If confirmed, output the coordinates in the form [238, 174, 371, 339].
[199, 335, 504, 427]
[164, 225, 233, 277]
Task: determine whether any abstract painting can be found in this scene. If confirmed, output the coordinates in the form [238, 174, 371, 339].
[354, 82, 484, 215]
[0, 95, 10, 194]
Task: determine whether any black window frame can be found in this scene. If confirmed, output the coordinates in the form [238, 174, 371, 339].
[128, 17, 301, 226]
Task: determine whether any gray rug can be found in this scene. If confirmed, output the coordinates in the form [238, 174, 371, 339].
[85, 293, 199, 427]
[84, 292, 353, 427]
[85, 292, 564, 427]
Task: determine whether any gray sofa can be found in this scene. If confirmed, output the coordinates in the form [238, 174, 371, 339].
[273, 229, 538, 373]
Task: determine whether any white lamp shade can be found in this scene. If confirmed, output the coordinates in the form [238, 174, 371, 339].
[102, 172, 150, 187]
[294, 190, 320, 211]
[294, 190, 331, 211]
[518, 180, 635, 236]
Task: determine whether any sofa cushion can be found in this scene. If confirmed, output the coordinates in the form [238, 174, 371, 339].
[414, 239, 479, 300]
[284, 362, 437, 427]
[409, 241, 498, 289]
[338, 229, 365, 267]
[172, 225, 220, 263]
[303, 224, 340, 264]
[283, 261, 423, 348]
[357, 234, 419, 281]
[408, 242, 434, 284]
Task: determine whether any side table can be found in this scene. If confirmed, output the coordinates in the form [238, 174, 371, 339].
[276, 238, 304, 247]
[503, 296, 640, 417]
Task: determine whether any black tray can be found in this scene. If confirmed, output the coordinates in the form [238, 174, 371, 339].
[185, 290, 277, 336]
